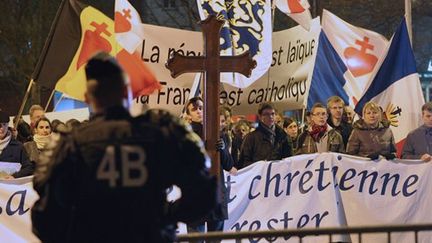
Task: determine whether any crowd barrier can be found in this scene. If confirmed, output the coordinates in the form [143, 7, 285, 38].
[176, 224, 432, 243]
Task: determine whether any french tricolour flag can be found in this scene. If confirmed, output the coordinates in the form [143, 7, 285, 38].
[355, 17, 425, 155]
[307, 10, 388, 109]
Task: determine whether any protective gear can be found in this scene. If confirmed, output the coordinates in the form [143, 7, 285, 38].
[32, 108, 217, 243]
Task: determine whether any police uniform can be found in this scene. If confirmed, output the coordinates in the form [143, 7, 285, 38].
[32, 52, 217, 242]
[32, 106, 216, 242]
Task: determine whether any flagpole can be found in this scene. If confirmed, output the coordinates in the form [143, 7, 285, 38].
[32, 0, 68, 81]
[14, 0, 67, 128]
[405, 0, 412, 46]
[25, 0, 67, 115]
[52, 93, 65, 112]
[267, 0, 275, 101]
[300, 106, 306, 132]
[44, 89, 56, 112]
[14, 79, 34, 129]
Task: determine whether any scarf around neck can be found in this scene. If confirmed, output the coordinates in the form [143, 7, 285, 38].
[309, 124, 328, 142]
[33, 133, 52, 150]
[260, 122, 276, 145]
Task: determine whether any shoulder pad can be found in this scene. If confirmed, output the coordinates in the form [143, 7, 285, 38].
[135, 109, 192, 132]
[134, 109, 203, 146]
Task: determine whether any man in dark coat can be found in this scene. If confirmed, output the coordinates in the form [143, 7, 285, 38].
[238, 102, 292, 168]
[402, 102, 432, 161]
[0, 110, 34, 178]
[31, 52, 217, 243]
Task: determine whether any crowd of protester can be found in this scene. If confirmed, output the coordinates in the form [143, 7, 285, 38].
[1, 88, 432, 238]
[173, 95, 432, 236]
[0, 104, 86, 180]
[2, 52, 430, 241]
[179, 95, 432, 176]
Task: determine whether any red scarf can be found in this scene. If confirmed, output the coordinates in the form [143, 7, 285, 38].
[309, 124, 328, 142]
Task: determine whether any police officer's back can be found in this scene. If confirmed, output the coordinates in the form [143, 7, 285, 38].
[31, 52, 217, 243]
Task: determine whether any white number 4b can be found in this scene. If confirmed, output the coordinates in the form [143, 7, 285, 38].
[97, 145, 148, 187]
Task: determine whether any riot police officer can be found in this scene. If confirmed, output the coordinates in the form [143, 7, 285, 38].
[31, 52, 217, 243]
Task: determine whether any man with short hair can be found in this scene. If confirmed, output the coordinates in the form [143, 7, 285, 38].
[402, 102, 432, 161]
[344, 105, 356, 124]
[297, 103, 344, 154]
[238, 102, 292, 168]
[31, 52, 217, 243]
[184, 97, 204, 139]
[326, 96, 352, 147]
[29, 105, 45, 130]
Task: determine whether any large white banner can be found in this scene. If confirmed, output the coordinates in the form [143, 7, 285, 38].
[224, 153, 432, 242]
[131, 19, 320, 116]
[1, 154, 432, 242]
[0, 177, 39, 243]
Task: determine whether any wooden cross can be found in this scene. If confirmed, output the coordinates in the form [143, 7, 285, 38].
[166, 15, 256, 176]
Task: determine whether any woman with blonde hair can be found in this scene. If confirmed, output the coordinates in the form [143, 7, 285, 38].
[346, 101, 396, 160]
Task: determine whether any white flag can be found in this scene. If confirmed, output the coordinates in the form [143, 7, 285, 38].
[322, 9, 388, 106]
[114, 0, 145, 53]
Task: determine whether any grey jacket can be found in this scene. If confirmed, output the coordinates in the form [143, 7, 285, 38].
[346, 119, 396, 157]
[401, 125, 432, 159]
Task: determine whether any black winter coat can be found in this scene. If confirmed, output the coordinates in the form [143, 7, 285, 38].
[238, 123, 292, 168]
[0, 138, 34, 178]
[327, 118, 353, 147]
[31, 107, 216, 243]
